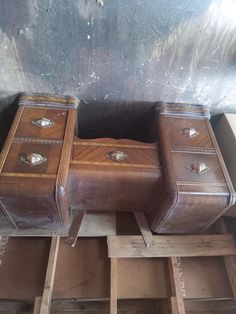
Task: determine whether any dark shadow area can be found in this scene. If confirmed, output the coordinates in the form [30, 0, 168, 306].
[0, 94, 21, 151]
[210, 113, 223, 128]
[77, 100, 157, 143]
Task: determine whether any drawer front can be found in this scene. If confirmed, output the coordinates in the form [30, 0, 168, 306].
[2, 143, 62, 175]
[166, 117, 213, 148]
[15, 107, 68, 139]
[173, 152, 226, 184]
[72, 142, 161, 169]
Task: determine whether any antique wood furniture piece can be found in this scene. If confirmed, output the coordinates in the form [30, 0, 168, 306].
[0, 93, 235, 233]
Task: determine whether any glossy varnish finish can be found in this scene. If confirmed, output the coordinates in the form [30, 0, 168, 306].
[0, 93, 78, 229]
[150, 104, 236, 233]
[69, 138, 162, 213]
[0, 94, 235, 232]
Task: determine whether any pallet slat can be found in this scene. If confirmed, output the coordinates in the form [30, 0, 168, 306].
[39, 236, 60, 314]
[219, 218, 236, 299]
[134, 212, 153, 247]
[110, 258, 118, 314]
[184, 299, 236, 311]
[107, 235, 236, 258]
[33, 296, 42, 314]
[169, 257, 186, 314]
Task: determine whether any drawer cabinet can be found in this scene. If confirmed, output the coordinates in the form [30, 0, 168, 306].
[0, 95, 235, 233]
[0, 93, 78, 229]
[150, 103, 235, 233]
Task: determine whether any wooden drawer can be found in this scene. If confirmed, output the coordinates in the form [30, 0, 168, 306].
[72, 140, 160, 168]
[172, 152, 225, 184]
[2, 143, 62, 175]
[69, 139, 162, 213]
[165, 117, 213, 148]
[15, 107, 68, 139]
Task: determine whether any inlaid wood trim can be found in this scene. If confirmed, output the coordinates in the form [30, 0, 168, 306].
[156, 102, 210, 119]
[13, 137, 63, 145]
[176, 181, 227, 187]
[19, 93, 79, 109]
[171, 145, 216, 154]
[70, 160, 159, 169]
[0, 172, 57, 178]
[179, 192, 230, 196]
[73, 141, 157, 149]
[0, 106, 24, 173]
[20, 104, 75, 110]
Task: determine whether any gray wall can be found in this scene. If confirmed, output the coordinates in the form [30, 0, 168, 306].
[0, 0, 236, 115]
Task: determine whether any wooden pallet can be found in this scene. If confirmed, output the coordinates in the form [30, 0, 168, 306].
[0, 217, 235, 314]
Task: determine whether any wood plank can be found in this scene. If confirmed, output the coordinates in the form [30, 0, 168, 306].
[0, 237, 49, 300]
[65, 210, 86, 247]
[219, 218, 236, 299]
[160, 298, 173, 314]
[40, 236, 60, 314]
[180, 256, 232, 300]
[110, 258, 117, 314]
[33, 296, 42, 314]
[134, 212, 153, 247]
[169, 257, 186, 314]
[117, 258, 169, 299]
[171, 297, 181, 314]
[50, 299, 159, 313]
[107, 235, 236, 258]
[53, 238, 109, 299]
[0, 300, 33, 311]
[184, 299, 236, 311]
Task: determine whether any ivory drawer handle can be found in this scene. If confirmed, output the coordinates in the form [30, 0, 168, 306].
[32, 117, 54, 128]
[20, 153, 47, 166]
[106, 151, 127, 161]
[180, 127, 199, 138]
[189, 162, 209, 175]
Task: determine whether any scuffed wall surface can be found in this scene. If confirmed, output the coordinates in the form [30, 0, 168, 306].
[0, 0, 236, 114]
